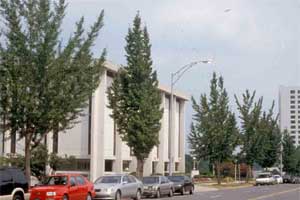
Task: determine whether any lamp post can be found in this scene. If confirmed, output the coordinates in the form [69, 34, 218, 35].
[168, 59, 212, 176]
[193, 157, 196, 170]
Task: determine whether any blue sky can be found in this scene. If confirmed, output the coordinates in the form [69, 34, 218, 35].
[64, 0, 299, 139]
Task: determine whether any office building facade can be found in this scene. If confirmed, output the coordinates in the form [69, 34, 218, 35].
[279, 86, 300, 147]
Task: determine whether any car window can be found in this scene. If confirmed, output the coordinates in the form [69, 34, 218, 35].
[168, 176, 184, 182]
[70, 176, 77, 186]
[161, 177, 168, 184]
[142, 177, 159, 184]
[123, 176, 130, 183]
[129, 176, 136, 183]
[9, 169, 27, 183]
[44, 176, 68, 185]
[95, 176, 121, 184]
[0, 170, 12, 182]
[76, 176, 85, 185]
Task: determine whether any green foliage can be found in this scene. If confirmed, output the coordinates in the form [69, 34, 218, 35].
[108, 13, 162, 177]
[235, 90, 262, 179]
[283, 130, 300, 174]
[188, 72, 239, 184]
[0, 144, 48, 178]
[255, 103, 281, 168]
[0, 0, 105, 183]
[49, 153, 76, 171]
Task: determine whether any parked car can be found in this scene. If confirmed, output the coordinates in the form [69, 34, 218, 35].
[142, 176, 174, 198]
[283, 174, 293, 183]
[291, 176, 300, 184]
[167, 176, 194, 195]
[93, 175, 143, 200]
[29, 174, 95, 200]
[0, 167, 29, 200]
[273, 175, 283, 184]
[255, 173, 276, 186]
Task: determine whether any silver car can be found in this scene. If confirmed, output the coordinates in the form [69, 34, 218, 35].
[142, 176, 174, 198]
[94, 175, 143, 200]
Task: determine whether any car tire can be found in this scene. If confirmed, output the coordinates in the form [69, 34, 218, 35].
[168, 188, 173, 197]
[134, 189, 141, 200]
[155, 189, 160, 198]
[86, 193, 92, 200]
[62, 195, 68, 200]
[13, 194, 23, 200]
[115, 191, 121, 200]
[189, 187, 194, 195]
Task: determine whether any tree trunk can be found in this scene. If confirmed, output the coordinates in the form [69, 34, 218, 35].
[136, 158, 144, 179]
[215, 162, 221, 185]
[25, 134, 31, 188]
[246, 165, 252, 183]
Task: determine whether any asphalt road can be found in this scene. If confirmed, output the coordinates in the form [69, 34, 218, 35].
[158, 184, 300, 200]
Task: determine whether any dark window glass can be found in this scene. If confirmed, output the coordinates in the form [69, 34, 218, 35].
[290, 90, 295, 94]
[291, 110, 295, 114]
[122, 176, 130, 183]
[105, 160, 113, 172]
[9, 169, 26, 183]
[0, 170, 12, 182]
[291, 101, 295, 104]
[128, 176, 136, 183]
[291, 105, 295, 109]
[70, 177, 76, 186]
[291, 96, 295, 99]
[75, 176, 85, 185]
[291, 120, 295, 124]
[291, 125, 296, 129]
[44, 176, 67, 185]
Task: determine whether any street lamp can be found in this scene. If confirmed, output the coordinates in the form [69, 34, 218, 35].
[193, 157, 196, 170]
[168, 59, 212, 176]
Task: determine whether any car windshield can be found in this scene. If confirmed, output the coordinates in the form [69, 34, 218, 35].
[168, 176, 184, 182]
[44, 176, 68, 185]
[142, 177, 159, 184]
[95, 176, 121, 184]
[258, 174, 269, 178]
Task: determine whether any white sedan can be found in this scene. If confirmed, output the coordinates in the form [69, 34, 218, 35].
[273, 175, 283, 184]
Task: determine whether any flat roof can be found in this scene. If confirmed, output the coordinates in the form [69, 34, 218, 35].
[104, 61, 189, 101]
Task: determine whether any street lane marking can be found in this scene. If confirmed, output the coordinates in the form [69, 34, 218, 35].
[248, 187, 300, 200]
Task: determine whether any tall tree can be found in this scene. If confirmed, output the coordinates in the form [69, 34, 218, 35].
[108, 13, 163, 178]
[188, 72, 239, 185]
[235, 90, 262, 182]
[255, 104, 281, 169]
[282, 130, 298, 174]
[0, 0, 106, 185]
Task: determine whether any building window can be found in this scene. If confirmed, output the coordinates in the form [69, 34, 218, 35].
[122, 160, 130, 172]
[175, 162, 179, 172]
[291, 115, 296, 119]
[290, 95, 295, 99]
[291, 131, 296, 134]
[291, 125, 296, 129]
[291, 110, 295, 114]
[290, 90, 295, 94]
[291, 120, 295, 124]
[291, 105, 295, 109]
[291, 100, 295, 104]
[298, 90, 300, 94]
[164, 162, 169, 172]
[105, 160, 113, 172]
[152, 162, 157, 174]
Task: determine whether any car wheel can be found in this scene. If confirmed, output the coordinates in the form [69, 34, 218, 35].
[134, 189, 141, 200]
[86, 193, 92, 200]
[189, 187, 194, 195]
[168, 188, 173, 197]
[115, 191, 121, 200]
[62, 195, 68, 200]
[13, 194, 23, 200]
[180, 187, 184, 195]
[155, 189, 160, 198]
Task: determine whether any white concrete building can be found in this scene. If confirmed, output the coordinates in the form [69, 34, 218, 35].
[279, 86, 300, 147]
[0, 62, 188, 181]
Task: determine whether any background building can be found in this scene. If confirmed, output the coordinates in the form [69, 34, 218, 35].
[279, 86, 300, 147]
[1, 62, 188, 181]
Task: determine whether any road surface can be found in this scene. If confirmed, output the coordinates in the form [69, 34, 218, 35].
[159, 184, 300, 200]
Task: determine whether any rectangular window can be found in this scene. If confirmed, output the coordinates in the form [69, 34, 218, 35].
[175, 162, 179, 171]
[105, 160, 113, 172]
[291, 105, 295, 109]
[291, 110, 295, 114]
[291, 131, 296, 134]
[291, 125, 296, 129]
[291, 100, 295, 104]
[291, 90, 295, 94]
[164, 162, 169, 172]
[291, 120, 295, 124]
[290, 96, 295, 99]
[122, 160, 130, 172]
[152, 162, 157, 174]
[291, 115, 296, 119]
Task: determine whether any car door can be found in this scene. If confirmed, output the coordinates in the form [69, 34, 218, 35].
[68, 176, 79, 200]
[184, 176, 191, 191]
[75, 175, 87, 200]
[121, 176, 131, 198]
[0, 169, 13, 196]
[160, 177, 169, 195]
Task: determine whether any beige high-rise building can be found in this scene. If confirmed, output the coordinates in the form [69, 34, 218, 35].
[1, 62, 188, 181]
[279, 86, 300, 147]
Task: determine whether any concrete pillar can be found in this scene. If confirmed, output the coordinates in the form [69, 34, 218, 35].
[114, 132, 123, 173]
[178, 101, 185, 173]
[170, 96, 176, 174]
[157, 94, 166, 175]
[90, 70, 106, 181]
